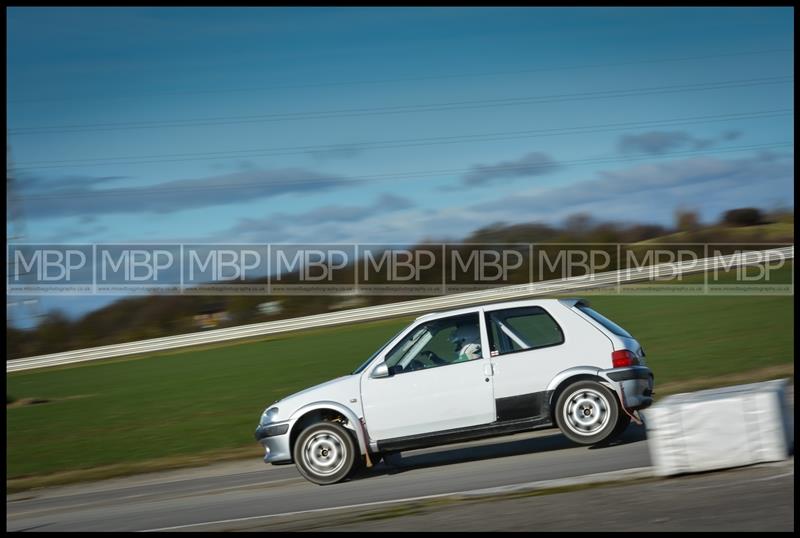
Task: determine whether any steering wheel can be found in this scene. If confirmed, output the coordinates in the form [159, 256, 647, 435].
[407, 358, 425, 371]
[420, 350, 447, 365]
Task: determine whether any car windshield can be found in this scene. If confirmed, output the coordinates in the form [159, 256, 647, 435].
[383, 325, 433, 367]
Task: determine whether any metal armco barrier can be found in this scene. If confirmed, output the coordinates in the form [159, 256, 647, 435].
[7, 246, 793, 372]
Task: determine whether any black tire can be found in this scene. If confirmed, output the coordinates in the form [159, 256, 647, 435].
[293, 421, 358, 485]
[610, 413, 632, 440]
[555, 381, 620, 445]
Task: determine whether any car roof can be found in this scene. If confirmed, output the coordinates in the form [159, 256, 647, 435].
[414, 297, 587, 322]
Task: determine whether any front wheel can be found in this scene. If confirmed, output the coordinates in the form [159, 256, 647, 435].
[555, 381, 620, 445]
[293, 421, 357, 485]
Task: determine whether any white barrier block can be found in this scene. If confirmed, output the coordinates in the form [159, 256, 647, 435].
[645, 379, 793, 477]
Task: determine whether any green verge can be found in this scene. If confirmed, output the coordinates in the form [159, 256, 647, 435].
[6, 293, 794, 487]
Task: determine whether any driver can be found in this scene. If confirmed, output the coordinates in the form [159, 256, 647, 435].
[448, 323, 482, 362]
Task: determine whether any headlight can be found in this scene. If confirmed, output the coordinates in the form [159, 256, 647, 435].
[260, 406, 279, 425]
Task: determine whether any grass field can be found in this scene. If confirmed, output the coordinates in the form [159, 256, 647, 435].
[6, 293, 794, 483]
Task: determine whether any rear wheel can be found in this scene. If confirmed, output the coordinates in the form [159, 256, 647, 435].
[555, 381, 620, 445]
[293, 421, 357, 485]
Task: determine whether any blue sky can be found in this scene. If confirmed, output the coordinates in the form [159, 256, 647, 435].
[6, 7, 794, 324]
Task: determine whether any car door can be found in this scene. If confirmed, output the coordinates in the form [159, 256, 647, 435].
[360, 311, 496, 441]
[484, 305, 568, 421]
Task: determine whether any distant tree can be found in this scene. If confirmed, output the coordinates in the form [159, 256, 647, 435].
[721, 207, 764, 227]
[467, 222, 556, 243]
[764, 206, 793, 225]
[7, 324, 28, 361]
[674, 209, 700, 233]
[32, 310, 73, 355]
[620, 224, 668, 243]
[586, 222, 621, 243]
[563, 213, 593, 238]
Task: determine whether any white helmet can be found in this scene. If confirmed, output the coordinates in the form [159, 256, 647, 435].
[449, 324, 480, 350]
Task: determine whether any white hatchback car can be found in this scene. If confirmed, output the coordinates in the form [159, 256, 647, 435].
[255, 298, 654, 485]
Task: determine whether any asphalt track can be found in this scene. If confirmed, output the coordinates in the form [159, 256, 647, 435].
[8, 425, 654, 532]
[8, 383, 795, 532]
[285, 462, 794, 532]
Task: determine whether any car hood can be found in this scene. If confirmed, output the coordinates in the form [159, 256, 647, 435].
[273, 374, 362, 420]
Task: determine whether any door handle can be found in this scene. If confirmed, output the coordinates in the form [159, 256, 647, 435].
[483, 363, 494, 377]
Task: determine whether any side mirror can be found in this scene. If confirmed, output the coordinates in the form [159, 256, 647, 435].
[371, 362, 391, 379]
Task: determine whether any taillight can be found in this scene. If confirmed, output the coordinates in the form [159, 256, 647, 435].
[612, 349, 639, 368]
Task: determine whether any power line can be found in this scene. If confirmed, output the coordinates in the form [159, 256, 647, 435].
[18, 142, 793, 201]
[6, 142, 41, 323]
[7, 47, 793, 105]
[8, 75, 793, 135]
[7, 144, 28, 241]
[12, 108, 793, 171]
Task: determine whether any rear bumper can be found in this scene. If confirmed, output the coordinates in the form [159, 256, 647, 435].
[600, 366, 654, 410]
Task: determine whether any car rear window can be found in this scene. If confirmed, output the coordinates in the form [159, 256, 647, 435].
[487, 306, 564, 355]
[576, 305, 632, 338]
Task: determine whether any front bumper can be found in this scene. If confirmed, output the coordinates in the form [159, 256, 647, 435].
[254, 421, 292, 464]
[601, 366, 654, 410]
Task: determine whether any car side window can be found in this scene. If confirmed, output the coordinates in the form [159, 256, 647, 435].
[383, 313, 482, 374]
[486, 306, 564, 356]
